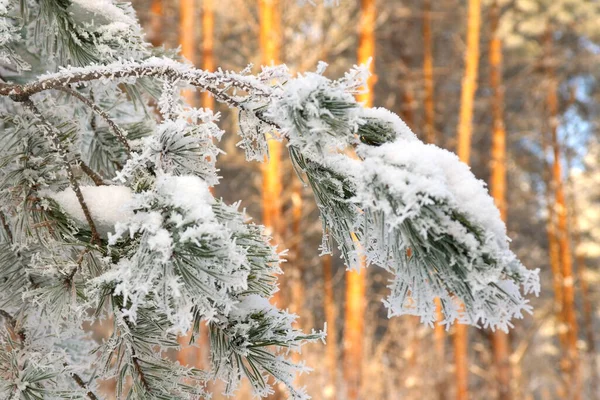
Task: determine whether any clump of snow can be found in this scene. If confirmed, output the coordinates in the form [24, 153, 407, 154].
[155, 174, 215, 224]
[357, 107, 418, 143]
[45, 185, 134, 237]
[229, 294, 276, 320]
[352, 139, 540, 330]
[70, 0, 136, 27]
[357, 140, 508, 247]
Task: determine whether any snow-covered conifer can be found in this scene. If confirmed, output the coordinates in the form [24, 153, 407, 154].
[0, 1, 538, 399]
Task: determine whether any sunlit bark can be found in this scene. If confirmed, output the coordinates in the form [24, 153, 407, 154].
[454, 0, 482, 398]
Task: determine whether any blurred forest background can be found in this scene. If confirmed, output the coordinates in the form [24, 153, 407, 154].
[117, 0, 600, 399]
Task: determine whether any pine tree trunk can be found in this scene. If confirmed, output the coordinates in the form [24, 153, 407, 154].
[488, 3, 512, 399]
[344, 265, 366, 400]
[148, 0, 163, 47]
[567, 154, 599, 397]
[179, 0, 197, 106]
[401, 84, 415, 130]
[323, 254, 339, 398]
[542, 128, 567, 358]
[197, 0, 215, 373]
[289, 179, 305, 324]
[456, 0, 480, 165]
[454, 1, 481, 399]
[344, 1, 375, 398]
[259, 0, 283, 308]
[544, 28, 580, 400]
[201, 0, 215, 109]
[177, 0, 200, 371]
[258, 5, 286, 397]
[423, 0, 436, 145]
[422, 7, 445, 396]
[434, 298, 447, 400]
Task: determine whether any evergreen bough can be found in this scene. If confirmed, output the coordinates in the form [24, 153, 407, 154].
[0, 1, 539, 399]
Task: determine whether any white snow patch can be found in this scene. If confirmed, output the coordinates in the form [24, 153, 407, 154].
[46, 185, 134, 237]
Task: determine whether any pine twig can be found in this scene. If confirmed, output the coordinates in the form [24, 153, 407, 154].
[0, 309, 25, 344]
[20, 99, 101, 245]
[57, 86, 132, 156]
[1, 309, 100, 400]
[132, 354, 151, 392]
[0, 211, 13, 243]
[76, 159, 106, 186]
[67, 365, 99, 400]
[0, 59, 279, 128]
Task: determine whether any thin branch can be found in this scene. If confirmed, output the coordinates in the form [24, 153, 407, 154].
[76, 159, 106, 186]
[132, 351, 151, 392]
[56, 86, 131, 156]
[0, 58, 281, 131]
[20, 99, 101, 244]
[3, 311, 99, 400]
[0, 58, 271, 102]
[0, 309, 16, 326]
[62, 362, 100, 400]
[0, 211, 13, 243]
[0, 308, 25, 343]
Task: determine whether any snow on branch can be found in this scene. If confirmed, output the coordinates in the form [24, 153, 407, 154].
[269, 72, 540, 331]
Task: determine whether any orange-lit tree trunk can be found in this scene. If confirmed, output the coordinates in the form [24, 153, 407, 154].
[488, 3, 512, 399]
[198, 0, 215, 374]
[423, 5, 444, 396]
[177, 0, 199, 371]
[401, 83, 415, 130]
[288, 179, 305, 324]
[180, 0, 197, 106]
[258, 0, 283, 306]
[148, 0, 163, 47]
[344, 1, 374, 398]
[544, 28, 580, 400]
[286, 179, 305, 390]
[323, 254, 339, 398]
[454, 1, 481, 399]
[259, 5, 284, 397]
[541, 112, 566, 360]
[423, 0, 436, 145]
[434, 298, 446, 399]
[201, 0, 215, 109]
[566, 150, 599, 397]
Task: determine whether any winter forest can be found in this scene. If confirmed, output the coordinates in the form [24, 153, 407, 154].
[0, 0, 598, 399]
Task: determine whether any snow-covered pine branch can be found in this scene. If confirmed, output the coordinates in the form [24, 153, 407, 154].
[0, 1, 539, 399]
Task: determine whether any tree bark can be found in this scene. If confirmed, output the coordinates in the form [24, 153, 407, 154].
[401, 83, 415, 130]
[323, 254, 339, 398]
[566, 148, 599, 397]
[423, 0, 436, 144]
[454, 1, 481, 399]
[488, 3, 512, 399]
[454, 0, 482, 398]
[344, 1, 374, 398]
[456, 0, 481, 165]
[544, 28, 580, 400]
[289, 179, 305, 327]
[259, 0, 284, 307]
[179, 0, 197, 106]
[434, 298, 447, 400]
[422, 7, 444, 396]
[148, 0, 163, 47]
[202, 0, 215, 109]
